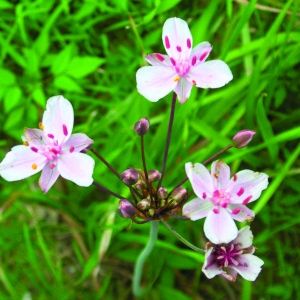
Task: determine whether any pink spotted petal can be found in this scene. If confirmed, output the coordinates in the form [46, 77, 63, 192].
[211, 160, 230, 190]
[234, 226, 254, 249]
[189, 41, 212, 66]
[204, 208, 238, 244]
[39, 162, 60, 193]
[162, 18, 192, 60]
[136, 66, 177, 102]
[0, 145, 46, 181]
[22, 128, 46, 147]
[57, 152, 94, 187]
[42, 95, 74, 145]
[229, 204, 255, 222]
[182, 197, 212, 220]
[185, 162, 214, 199]
[232, 254, 264, 281]
[174, 77, 193, 104]
[63, 133, 94, 153]
[188, 60, 233, 88]
[146, 53, 172, 67]
[202, 247, 225, 279]
[228, 170, 268, 204]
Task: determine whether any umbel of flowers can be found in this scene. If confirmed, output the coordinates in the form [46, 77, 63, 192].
[0, 16, 269, 296]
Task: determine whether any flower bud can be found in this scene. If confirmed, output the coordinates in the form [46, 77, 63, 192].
[171, 187, 187, 201]
[148, 170, 161, 182]
[232, 130, 256, 148]
[117, 199, 135, 218]
[157, 186, 168, 199]
[120, 168, 139, 185]
[134, 118, 150, 136]
[137, 199, 151, 210]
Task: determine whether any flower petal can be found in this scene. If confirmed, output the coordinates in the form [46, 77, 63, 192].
[202, 247, 225, 279]
[162, 18, 192, 60]
[136, 66, 177, 102]
[39, 162, 60, 193]
[57, 152, 94, 187]
[42, 95, 74, 145]
[232, 254, 264, 281]
[234, 226, 253, 249]
[211, 160, 230, 190]
[185, 162, 214, 199]
[0, 145, 46, 181]
[174, 77, 193, 104]
[227, 170, 268, 204]
[229, 204, 255, 222]
[189, 60, 233, 88]
[204, 208, 238, 244]
[189, 41, 212, 66]
[22, 128, 46, 147]
[146, 53, 172, 67]
[182, 197, 212, 220]
[63, 133, 94, 152]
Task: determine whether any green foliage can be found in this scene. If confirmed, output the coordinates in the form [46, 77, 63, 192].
[0, 0, 300, 299]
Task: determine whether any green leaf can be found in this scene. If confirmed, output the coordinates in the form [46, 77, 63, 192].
[4, 86, 22, 113]
[66, 56, 105, 79]
[53, 75, 83, 92]
[50, 44, 74, 76]
[0, 68, 16, 86]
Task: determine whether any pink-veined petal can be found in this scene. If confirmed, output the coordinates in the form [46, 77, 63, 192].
[234, 226, 253, 249]
[202, 247, 225, 279]
[63, 133, 94, 153]
[232, 254, 264, 281]
[185, 162, 214, 199]
[22, 128, 46, 147]
[211, 160, 230, 190]
[136, 66, 177, 102]
[174, 77, 193, 103]
[204, 208, 238, 244]
[0, 145, 46, 181]
[189, 60, 233, 88]
[182, 197, 212, 220]
[39, 162, 60, 193]
[162, 18, 192, 60]
[189, 41, 212, 66]
[42, 95, 74, 145]
[229, 204, 255, 222]
[57, 152, 94, 187]
[146, 53, 172, 67]
[228, 170, 268, 204]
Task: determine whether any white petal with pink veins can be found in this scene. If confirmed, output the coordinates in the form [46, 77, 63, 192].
[174, 77, 193, 103]
[63, 133, 94, 153]
[211, 160, 231, 190]
[189, 41, 212, 67]
[183, 198, 212, 220]
[39, 162, 60, 193]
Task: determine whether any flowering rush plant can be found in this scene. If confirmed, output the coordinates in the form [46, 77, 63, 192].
[0, 17, 268, 297]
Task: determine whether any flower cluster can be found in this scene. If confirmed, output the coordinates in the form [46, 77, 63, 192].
[0, 17, 269, 287]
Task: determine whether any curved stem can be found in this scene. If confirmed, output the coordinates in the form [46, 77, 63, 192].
[140, 135, 152, 201]
[133, 221, 159, 297]
[160, 216, 205, 254]
[157, 92, 177, 190]
[92, 181, 124, 199]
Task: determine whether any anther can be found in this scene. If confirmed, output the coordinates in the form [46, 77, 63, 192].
[39, 122, 44, 130]
[165, 36, 170, 49]
[155, 53, 164, 62]
[69, 146, 75, 153]
[30, 147, 38, 153]
[237, 187, 244, 196]
[23, 141, 29, 146]
[48, 133, 54, 139]
[63, 124, 68, 136]
[187, 38, 191, 49]
[174, 76, 180, 82]
[176, 46, 182, 52]
[200, 52, 208, 61]
[32, 164, 37, 170]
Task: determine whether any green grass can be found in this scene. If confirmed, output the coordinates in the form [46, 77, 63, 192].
[0, 0, 300, 299]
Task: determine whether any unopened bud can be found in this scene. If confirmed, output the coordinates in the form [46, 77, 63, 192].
[118, 199, 135, 218]
[157, 186, 168, 199]
[134, 118, 150, 136]
[136, 180, 146, 190]
[232, 130, 256, 148]
[120, 168, 139, 185]
[171, 187, 187, 201]
[148, 170, 161, 182]
[137, 199, 151, 210]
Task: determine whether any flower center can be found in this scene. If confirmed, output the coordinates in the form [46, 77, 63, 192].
[214, 244, 243, 268]
[212, 190, 231, 208]
[171, 58, 191, 77]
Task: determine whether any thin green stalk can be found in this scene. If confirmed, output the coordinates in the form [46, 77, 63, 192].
[133, 221, 159, 297]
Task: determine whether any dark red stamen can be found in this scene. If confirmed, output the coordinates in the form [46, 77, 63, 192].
[233, 174, 237, 181]
[232, 208, 241, 214]
[176, 45, 182, 52]
[237, 187, 244, 196]
[48, 133, 54, 139]
[243, 196, 252, 205]
[63, 124, 68, 136]
[192, 56, 197, 66]
[170, 57, 176, 66]
[203, 192, 207, 199]
[155, 53, 164, 62]
[200, 52, 208, 61]
[187, 38, 191, 49]
[192, 80, 196, 85]
[30, 147, 38, 153]
[69, 146, 75, 153]
[213, 208, 219, 214]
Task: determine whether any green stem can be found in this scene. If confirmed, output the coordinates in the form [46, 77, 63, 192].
[133, 221, 159, 297]
[160, 217, 205, 254]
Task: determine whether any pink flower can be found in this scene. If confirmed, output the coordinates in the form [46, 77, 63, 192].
[202, 226, 264, 282]
[183, 160, 268, 244]
[0, 95, 95, 193]
[136, 17, 233, 103]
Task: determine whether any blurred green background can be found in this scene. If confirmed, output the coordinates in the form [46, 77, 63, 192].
[0, 0, 299, 299]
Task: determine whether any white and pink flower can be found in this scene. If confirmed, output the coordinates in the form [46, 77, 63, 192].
[183, 160, 268, 244]
[136, 17, 233, 103]
[202, 226, 264, 282]
[0, 95, 95, 193]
